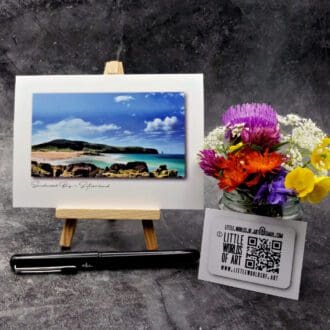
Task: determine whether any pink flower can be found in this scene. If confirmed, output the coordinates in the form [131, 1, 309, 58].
[198, 149, 222, 178]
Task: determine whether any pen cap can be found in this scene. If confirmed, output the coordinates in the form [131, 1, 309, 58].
[10, 252, 99, 269]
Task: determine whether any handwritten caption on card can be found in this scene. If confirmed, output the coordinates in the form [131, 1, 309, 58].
[31, 181, 111, 191]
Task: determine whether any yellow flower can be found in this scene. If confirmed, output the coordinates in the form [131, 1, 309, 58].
[302, 176, 330, 203]
[284, 167, 315, 198]
[228, 142, 244, 153]
[311, 137, 330, 171]
[321, 137, 330, 146]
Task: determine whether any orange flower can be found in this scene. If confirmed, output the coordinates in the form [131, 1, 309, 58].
[217, 150, 249, 191]
[218, 167, 248, 191]
[244, 149, 285, 175]
[217, 148, 285, 192]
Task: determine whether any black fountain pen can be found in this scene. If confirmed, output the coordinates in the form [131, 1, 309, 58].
[10, 249, 200, 274]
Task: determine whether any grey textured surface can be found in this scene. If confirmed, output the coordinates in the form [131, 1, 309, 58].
[0, 0, 329, 329]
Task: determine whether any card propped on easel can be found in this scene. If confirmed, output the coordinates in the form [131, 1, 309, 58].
[13, 61, 204, 248]
[13, 65, 204, 209]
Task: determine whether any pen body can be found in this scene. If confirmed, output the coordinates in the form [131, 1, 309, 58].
[98, 250, 199, 269]
[10, 250, 199, 274]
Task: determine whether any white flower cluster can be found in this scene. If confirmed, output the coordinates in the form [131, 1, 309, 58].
[291, 123, 325, 151]
[229, 123, 246, 138]
[203, 126, 226, 154]
[282, 145, 303, 171]
[278, 113, 326, 170]
[277, 114, 302, 126]
[278, 114, 325, 150]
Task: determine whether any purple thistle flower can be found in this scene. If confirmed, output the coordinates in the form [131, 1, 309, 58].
[222, 103, 280, 147]
[254, 169, 295, 206]
[198, 149, 222, 178]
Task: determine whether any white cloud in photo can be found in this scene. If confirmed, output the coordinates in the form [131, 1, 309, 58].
[48, 118, 120, 133]
[123, 130, 132, 135]
[32, 118, 120, 145]
[114, 95, 134, 103]
[33, 120, 43, 126]
[144, 116, 178, 133]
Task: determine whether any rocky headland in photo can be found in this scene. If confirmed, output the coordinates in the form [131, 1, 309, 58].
[32, 139, 159, 155]
[31, 161, 179, 178]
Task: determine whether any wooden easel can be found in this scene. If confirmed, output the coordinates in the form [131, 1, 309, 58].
[55, 61, 160, 250]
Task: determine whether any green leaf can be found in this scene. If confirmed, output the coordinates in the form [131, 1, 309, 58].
[250, 144, 263, 152]
[270, 141, 289, 151]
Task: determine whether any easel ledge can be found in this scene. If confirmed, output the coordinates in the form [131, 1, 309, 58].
[56, 209, 160, 220]
[55, 61, 160, 251]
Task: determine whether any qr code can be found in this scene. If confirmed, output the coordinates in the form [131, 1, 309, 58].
[245, 236, 282, 273]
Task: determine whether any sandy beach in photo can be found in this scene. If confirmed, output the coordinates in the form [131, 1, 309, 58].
[31, 151, 84, 161]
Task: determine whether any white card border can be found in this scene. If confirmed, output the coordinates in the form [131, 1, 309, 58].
[13, 74, 204, 209]
[198, 208, 307, 300]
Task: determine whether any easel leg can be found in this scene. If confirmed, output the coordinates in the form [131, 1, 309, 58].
[60, 219, 77, 249]
[142, 220, 158, 250]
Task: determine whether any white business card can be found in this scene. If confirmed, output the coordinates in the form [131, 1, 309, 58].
[198, 209, 307, 300]
[208, 218, 295, 289]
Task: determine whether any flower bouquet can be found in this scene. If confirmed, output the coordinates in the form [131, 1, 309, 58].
[199, 103, 330, 220]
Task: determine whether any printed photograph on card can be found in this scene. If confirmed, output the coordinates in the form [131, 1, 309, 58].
[31, 92, 186, 179]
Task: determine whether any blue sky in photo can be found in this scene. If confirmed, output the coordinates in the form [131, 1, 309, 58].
[32, 92, 186, 154]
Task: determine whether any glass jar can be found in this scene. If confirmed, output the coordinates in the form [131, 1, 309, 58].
[219, 189, 302, 221]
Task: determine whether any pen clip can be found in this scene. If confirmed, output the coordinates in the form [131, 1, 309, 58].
[13, 265, 78, 274]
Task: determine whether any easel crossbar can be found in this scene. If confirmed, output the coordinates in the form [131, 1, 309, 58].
[55, 209, 160, 220]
